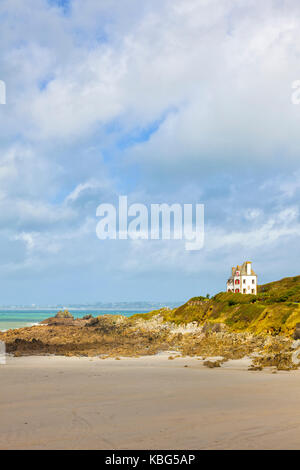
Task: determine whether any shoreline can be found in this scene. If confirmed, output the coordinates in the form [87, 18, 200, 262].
[1, 353, 300, 450]
[0, 313, 298, 370]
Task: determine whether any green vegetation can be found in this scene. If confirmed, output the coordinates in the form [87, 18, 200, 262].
[132, 275, 300, 337]
[257, 275, 300, 303]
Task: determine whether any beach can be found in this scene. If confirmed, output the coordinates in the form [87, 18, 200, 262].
[1, 354, 300, 450]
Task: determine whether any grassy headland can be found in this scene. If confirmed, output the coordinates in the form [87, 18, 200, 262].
[133, 275, 300, 337]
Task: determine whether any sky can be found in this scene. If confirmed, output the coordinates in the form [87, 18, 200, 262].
[1, 0, 300, 304]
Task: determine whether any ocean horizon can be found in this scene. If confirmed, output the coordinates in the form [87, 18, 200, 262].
[0, 302, 181, 331]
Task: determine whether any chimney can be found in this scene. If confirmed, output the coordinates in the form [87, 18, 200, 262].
[232, 267, 235, 276]
[246, 262, 251, 275]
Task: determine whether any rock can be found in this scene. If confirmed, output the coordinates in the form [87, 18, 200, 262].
[293, 328, 300, 340]
[293, 329, 300, 340]
[83, 314, 93, 320]
[248, 365, 263, 371]
[55, 310, 74, 319]
[203, 360, 221, 368]
[202, 322, 224, 334]
[292, 349, 300, 365]
[291, 340, 300, 349]
[86, 317, 99, 327]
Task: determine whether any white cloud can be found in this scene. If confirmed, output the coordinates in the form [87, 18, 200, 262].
[2, 0, 298, 176]
[244, 209, 263, 221]
[14, 232, 36, 251]
[66, 179, 110, 202]
[0, 1, 300, 301]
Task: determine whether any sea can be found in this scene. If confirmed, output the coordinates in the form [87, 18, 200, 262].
[0, 302, 181, 332]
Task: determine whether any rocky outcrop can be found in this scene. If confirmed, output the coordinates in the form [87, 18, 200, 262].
[0, 313, 298, 370]
[55, 310, 74, 319]
[40, 311, 87, 327]
[293, 323, 300, 340]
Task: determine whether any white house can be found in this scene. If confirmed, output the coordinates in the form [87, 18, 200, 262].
[226, 261, 257, 294]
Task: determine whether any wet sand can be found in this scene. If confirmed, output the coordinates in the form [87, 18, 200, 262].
[1, 354, 300, 449]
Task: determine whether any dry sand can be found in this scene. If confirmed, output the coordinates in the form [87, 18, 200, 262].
[1, 353, 300, 450]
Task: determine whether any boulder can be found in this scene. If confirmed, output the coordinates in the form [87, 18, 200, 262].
[293, 326, 300, 340]
[55, 310, 74, 320]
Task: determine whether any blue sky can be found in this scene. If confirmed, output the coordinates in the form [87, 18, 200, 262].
[1, 0, 300, 304]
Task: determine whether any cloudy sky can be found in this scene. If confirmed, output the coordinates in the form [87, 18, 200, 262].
[1, 0, 300, 304]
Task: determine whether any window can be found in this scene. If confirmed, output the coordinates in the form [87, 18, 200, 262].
[235, 289, 240, 293]
[243, 289, 246, 293]
[252, 279, 255, 284]
[243, 279, 246, 284]
[235, 279, 240, 284]
[251, 289, 255, 294]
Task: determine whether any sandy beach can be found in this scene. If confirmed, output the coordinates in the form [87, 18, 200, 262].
[1, 353, 300, 450]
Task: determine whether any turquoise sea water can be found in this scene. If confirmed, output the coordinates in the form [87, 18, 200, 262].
[0, 308, 147, 331]
[0, 304, 179, 331]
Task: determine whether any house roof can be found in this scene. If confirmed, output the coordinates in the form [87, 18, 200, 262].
[228, 262, 257, 280]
